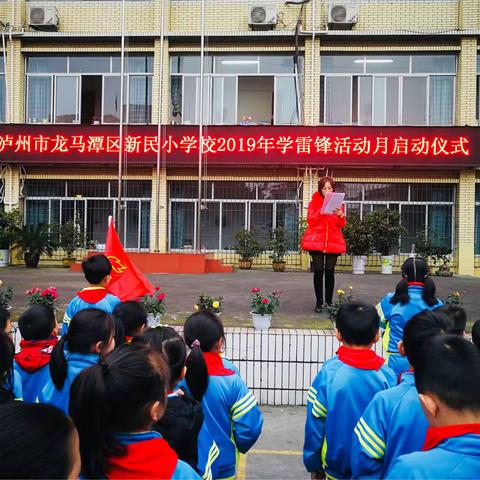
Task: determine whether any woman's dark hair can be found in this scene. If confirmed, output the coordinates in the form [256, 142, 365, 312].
[0, 306, 11, 331]
[403, 310, 452, 368]
[183, 311, 225, 401]
[50, 308, 115, 390]
[0, 402, 77, 479]
[18, 305, 56, 341]
[0, 332, 15, 403]
[141, 327, 187, 390]
[390, 257, 438, 307]
[318, 176, 335, 196]
[69, 343, 169, 479]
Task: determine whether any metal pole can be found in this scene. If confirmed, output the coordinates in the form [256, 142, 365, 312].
[154, 0, 166, 251]
[117, 0, 126, 235]
[1, 26, 9, 123]
[196, 0, 205, 252]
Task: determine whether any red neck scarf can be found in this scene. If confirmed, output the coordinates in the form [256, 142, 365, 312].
[15, 338, 58, 372]
[337, 345, 385, 371]
[77, 287, 108, 303]
[203, 352, 235, 376]
[408, 282, 425, 287]
[107, 438, 177, 479]
[423, 424, 480, 451]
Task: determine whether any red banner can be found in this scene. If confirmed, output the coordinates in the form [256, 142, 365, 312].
[0, 124, 477, 167]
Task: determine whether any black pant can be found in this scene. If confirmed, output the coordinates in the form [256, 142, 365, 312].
[310, 252, 339, 307]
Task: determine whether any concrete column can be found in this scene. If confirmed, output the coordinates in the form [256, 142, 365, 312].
[455, 37, 477, 127]
[456, 169, 475, 276]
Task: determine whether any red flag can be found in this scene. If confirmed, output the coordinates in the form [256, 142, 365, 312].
[105, 221, 154, 301]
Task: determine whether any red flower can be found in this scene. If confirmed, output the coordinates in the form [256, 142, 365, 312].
[262, 298, 269, 304]
[155, 286, 161, 291]
[251, 287, 260, 293]
[157, 292, 166, 301]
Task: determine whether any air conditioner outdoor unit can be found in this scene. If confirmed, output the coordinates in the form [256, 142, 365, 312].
[328, 4, 358, 29]
[29, 6, 59, 31]
[249, 6, 277, 29]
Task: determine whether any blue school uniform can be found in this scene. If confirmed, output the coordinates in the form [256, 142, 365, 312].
[39, 350, 99, 414]
[183, 353, 263, 480]
[304, 346, 396, 480]
[351, 371, 428, 478]
[109, 431, 201, 479]
[387, 428, 480, 479]
[4, 369, 23, 401]
[377, 285, 442, 374]
[62, 287, 120, 334]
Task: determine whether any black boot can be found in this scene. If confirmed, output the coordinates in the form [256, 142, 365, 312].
[314, 271, 324, 312]
[325, 269, 335, 306]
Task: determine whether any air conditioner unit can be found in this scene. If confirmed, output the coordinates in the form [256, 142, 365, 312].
[328, 4, 358, 30]
[249, 6, 277, 29]
[29, 6, 59, 31]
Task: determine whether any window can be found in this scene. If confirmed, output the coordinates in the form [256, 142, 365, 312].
[24, 180, 151, 250]
[336, 182, 455, 253]
[26, 54, 153, 124]
[170, 54, 302, 125]
[320, 54, 455, 126]
[169, 181, 302, 251]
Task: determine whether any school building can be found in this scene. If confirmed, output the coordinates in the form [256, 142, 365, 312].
[0, 0, 480, 274]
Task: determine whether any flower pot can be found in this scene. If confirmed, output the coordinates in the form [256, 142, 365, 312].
[250, 311, 272, 331]
[272, 261, 286, 272]
[62, 257, 76, 269]
[352, 255, 367, 275]
[24, 252, 40, 268]
[380, 255, 394, 275]
[0, 249, 10, 267]
[238, 259, 252, 270]
[147, 313, 163, 328]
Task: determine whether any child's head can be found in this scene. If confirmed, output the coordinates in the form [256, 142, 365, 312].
[415, 335, 480, 426]
[400, 310, 452, 368]
[183, 311, 225, 401]
[0, 402, 81, 479]
[391, 257, 437, 307]
[113, 300, 147, 338]
[141, 326, 187, 390]
[0, 306, 12, 340]
[435, 305, 466, 336]
[82, 254, 112, 286]
[69, 343, 169, 478]
[50, 308, 115, 390]
[18, 304, 56, 341]
[472, 319, 480, 351]
[335, 302, 380, 347]
[0, 331, 14, 402]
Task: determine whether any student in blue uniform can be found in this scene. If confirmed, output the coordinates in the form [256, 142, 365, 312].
[0, 331, 21, 402]
[39, 308, 115, 413]
[183, 311, 263, 480]
[62, 254, 120, 334]
[304, 302, 396, 480]
[387, 335, 480, 479]
[14, 305, 58, 403]
[351, 309, 452, 478]
[140, 326, 219, 479]
[0, 402, 81, 480]
[376, 257, 442, 375]
[69, 342, 201, 479]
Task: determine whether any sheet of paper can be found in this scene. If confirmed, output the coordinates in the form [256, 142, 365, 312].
[320, 192, 345, 214]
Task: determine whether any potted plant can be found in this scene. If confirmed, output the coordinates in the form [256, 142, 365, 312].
[11, 223, 58, 268]
[26, 286, 58, 311]
[266, 227, 290, 272]
[234, 229, 263, 270]
[138, 286, 167, 327]
[0, 209, 22, 267]
[415, 233, 453, 276]
[249, 287, 282, 331]
[55, 220, 85, 268]
[325, 286, 355, 324]
[0, 281, 13, 308]
[195, 292, 223, 314]
[343, 213, 372, 274]
[364, 209, 405, 274]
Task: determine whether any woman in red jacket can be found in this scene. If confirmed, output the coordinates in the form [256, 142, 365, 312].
[301, 177, 346, 313]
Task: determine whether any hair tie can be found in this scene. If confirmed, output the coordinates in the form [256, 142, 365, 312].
[191, 339, 201, 348]
[101, 361, 110, 375]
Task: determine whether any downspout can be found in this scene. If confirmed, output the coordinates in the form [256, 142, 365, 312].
[310, 0, 315, 126]
[9, 24, 13, 124]
[1, 26, 9, 124]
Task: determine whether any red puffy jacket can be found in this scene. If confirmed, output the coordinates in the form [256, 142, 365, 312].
[301, 192, 347, 254]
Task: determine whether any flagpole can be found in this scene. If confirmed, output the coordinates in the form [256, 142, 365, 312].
[117, 0, 126, 236]
[196, 0, 205, 253]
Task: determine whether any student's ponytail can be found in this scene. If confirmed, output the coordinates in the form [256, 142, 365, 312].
[50, 336, 69, 390]
[390, 277, 409, 305]
[184, 311, 225, 402]
[422, 275, 438, 307]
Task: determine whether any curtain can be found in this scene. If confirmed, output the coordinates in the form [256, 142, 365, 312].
[27, 76, 51, 123]
[129, 76, 151, 123]
[275, 77, 299, 125]
[171, 76, 182, 119]
[429, 76, 454, 126]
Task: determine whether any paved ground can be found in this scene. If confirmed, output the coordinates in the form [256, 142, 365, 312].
[1, 265, 479, 329]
